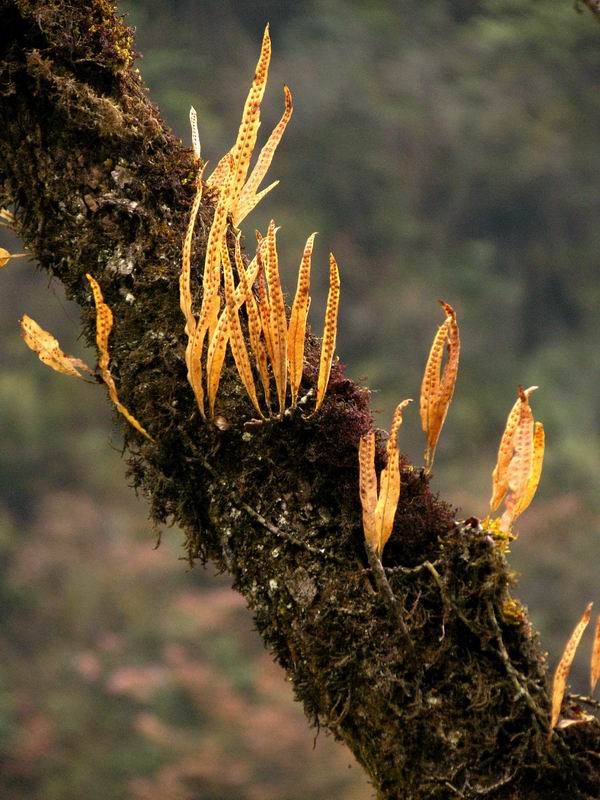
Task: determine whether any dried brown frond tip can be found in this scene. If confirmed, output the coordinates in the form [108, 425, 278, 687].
[420, 300, 460, 472]
[20, 314, 96, 381]
[550, 602, 593, 738]
[359, 400, 412, 559]
[86, 274, 154, 442]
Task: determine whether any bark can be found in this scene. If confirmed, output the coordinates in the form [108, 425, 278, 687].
[0, 1, 599, 797]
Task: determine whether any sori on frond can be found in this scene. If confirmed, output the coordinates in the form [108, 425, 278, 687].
[550, 602, 594, 738]
[489, 385, 544, 533]
[420, 300, 460, 473]
[359, 400, 412, 559]
[181, 25, 336, 424]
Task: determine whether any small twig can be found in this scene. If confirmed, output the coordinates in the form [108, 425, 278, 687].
[424, 560, 477, 634]
[387, 558, 442, 576]
[194, 449, 345, 563]
[567, 692, 600, 711]
[486, 600, 547, 730]
[470, 768, 518, 796]
[241, 502, 339, 559]
[365, 542, 415, 655]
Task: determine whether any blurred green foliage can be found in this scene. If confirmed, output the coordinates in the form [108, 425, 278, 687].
[1, 1, 599, 797]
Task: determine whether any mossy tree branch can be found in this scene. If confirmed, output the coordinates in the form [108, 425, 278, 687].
[1, 2, 599, 797]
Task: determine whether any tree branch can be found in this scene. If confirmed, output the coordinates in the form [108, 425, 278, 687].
[1, 1, 599, 797]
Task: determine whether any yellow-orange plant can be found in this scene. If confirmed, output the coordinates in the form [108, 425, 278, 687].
[180, 27, 340, 423]
[19, 277, 153, 442]
[359, 400, 411, 559]
[550, 602, 593, 737]
[489, 386, 544, 532]
[420, 301, 460, 472]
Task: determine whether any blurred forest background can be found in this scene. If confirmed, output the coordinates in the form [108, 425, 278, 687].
[1, 1, 600, 798]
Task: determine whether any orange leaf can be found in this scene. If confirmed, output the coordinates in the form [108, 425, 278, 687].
[308, 253, 340, 417]
[264, 220, 288, 415]
[591, 614, 600, 696]
[0, 247, 27, 268]
[550, 602, 593, 737]
[490, 385, 538, 511]
[420, 302, 459, 472]
[187, 158, 233, 416]
[374, 400, 411, 557]
[235, 84, 293, 226]
[287, 232, 316, 408]
[229, 25, 272, 215]
[235, 233, 271, 409]
[20, 314, 95, 381]
[180, 164, 206, 344]
[359, 432, 378, 552]
[511, 421, 545, 523]
[220, 239, 263, 417]
[189, 106, 201, 162]
[86, 274, 154, 442]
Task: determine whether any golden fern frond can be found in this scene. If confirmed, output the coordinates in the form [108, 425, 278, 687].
[420, 301, 459, 472]
[180, 164, 206, 344]
[220, 240, 263, 417]
[235, 180, 280, 229]
[308, 253, 340, 418]
[187, 157, 234, 416]
[510, 420, 545, 523]
[359, 432, 378, 552]
[550, 602, 593, 737]
[490, 385, 537, 512]
[189, 106, 201, 162]
[206, 149, 233, 189]
[591, 614, 600, 696]
[86, 274, 154, 441]
[204, 246, 262, 419]
[264, 220, 288, 415]
[235, 84, 293, 226]
[374, 399, 412, 558]
[229, 25, 272, 214]
[235, 233, 271, 409]
[287, 232, 316, 408]
[20, 315, 95, 381]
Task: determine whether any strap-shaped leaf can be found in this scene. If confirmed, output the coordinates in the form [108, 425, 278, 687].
[511, 421, 545, 522]
[187, 157, 233, 417]
[235, 84, 293, 226]
[550, 602, 593, 737]
[309, 253, 340, 417]
[264, 220, 288, 415]
[490, 385, 538, 511]
[374, 400, 412, 557]
[287, 232, 316, 408]
[590, 614, 600, 696]
[359, 432, 378, 552]
[235, 234, 271, 409]
[221, 240, 263, 417]
[180, 164, 206, 345]
[189, 106, 201, 162]
[420, 301, 459, 472]
[229, 25, 271, 215]
[86, 274, 154, 441]
[20, 314, 95, 381]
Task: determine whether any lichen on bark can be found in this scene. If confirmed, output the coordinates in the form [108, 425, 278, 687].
[1, 1, 599, 797]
